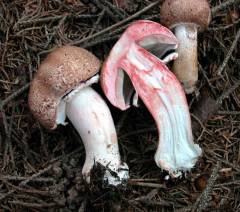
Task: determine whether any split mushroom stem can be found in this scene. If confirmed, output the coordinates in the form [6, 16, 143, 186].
[66, 87, 129, 184]
[120, 44, 201, 176]
[101, 20, 202, 176]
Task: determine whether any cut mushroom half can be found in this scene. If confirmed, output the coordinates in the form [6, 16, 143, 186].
[28, 46, 129, 186]
[101, 20, 202, 177]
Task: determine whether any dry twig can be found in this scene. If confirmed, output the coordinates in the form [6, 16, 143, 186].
[192, 162, 221, 212]
[70, 0, 161, 46]
[0, 83, 30, 109]
[212, 0, 240, 15]
[217, 28, 240, 76]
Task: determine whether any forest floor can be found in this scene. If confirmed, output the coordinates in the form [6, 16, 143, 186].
[0, 0, 240, 211]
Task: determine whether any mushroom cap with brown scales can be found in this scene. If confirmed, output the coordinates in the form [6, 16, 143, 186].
[28, 46, 101, 130]
[160, 0, 211, 30]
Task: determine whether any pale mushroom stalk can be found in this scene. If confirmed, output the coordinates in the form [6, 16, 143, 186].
[173, 24, 198, 94]
[101, 20, 202, 177]
[28, 46, 129, 186]
[65, 86, 129, 185]
[160, 0, 211, 94]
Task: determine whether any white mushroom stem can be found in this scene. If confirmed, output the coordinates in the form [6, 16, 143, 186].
[153, 103, 202, 177]
[173, 24, 198, 94]
[65, 87, 129, 185]
[122, 45, 202, 177]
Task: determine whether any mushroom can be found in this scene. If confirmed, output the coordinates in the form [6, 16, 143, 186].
[28, 46, 129, 185]
[160, 0, 211, 94]
[101, 20, 202, 177]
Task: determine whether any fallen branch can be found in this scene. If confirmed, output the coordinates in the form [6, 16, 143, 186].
[0, 83, 30, 109]
[0, 164, 52, 202]
[70, 0, 161, 46]
[92, 0, 125, 21]
[192, 162, 221, 212]
[211, 0, 240, 15]
[7, 201, 59, 208]
[128, 181, 166, 189]
[192, 79, 240, 132]
[217, 28, 240, 76]
[14, 14, 99, 28]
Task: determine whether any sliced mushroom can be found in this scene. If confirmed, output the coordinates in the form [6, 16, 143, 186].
[101, 20, 202, 177]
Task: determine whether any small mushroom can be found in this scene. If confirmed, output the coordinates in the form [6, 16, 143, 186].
[101, 20, 202, 177]
[28, 46, 129, 185]
[160, 0, 211, 93]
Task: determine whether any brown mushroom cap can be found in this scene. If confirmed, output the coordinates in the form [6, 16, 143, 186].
[160, 0, 211, 30]
[28, 46, 101, 130]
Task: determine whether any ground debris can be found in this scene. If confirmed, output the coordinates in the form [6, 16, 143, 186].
[0, 0, 239, 211]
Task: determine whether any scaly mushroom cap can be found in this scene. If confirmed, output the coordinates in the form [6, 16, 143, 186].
[160, 0, 211, 30]
[28, 46, 100, 130]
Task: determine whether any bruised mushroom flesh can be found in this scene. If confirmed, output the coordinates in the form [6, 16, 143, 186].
[101, 20, 202, 177]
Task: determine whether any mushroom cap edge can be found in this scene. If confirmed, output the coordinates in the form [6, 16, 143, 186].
[160, 0, 211, 30]
[28, 46, 101, 130]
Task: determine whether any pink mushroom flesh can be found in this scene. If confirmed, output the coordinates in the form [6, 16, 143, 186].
[101, 20, 201, 176]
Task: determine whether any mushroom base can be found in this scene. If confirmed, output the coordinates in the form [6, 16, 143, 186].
[65, 87, 129, 186]
[153, 104, 202, 177]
